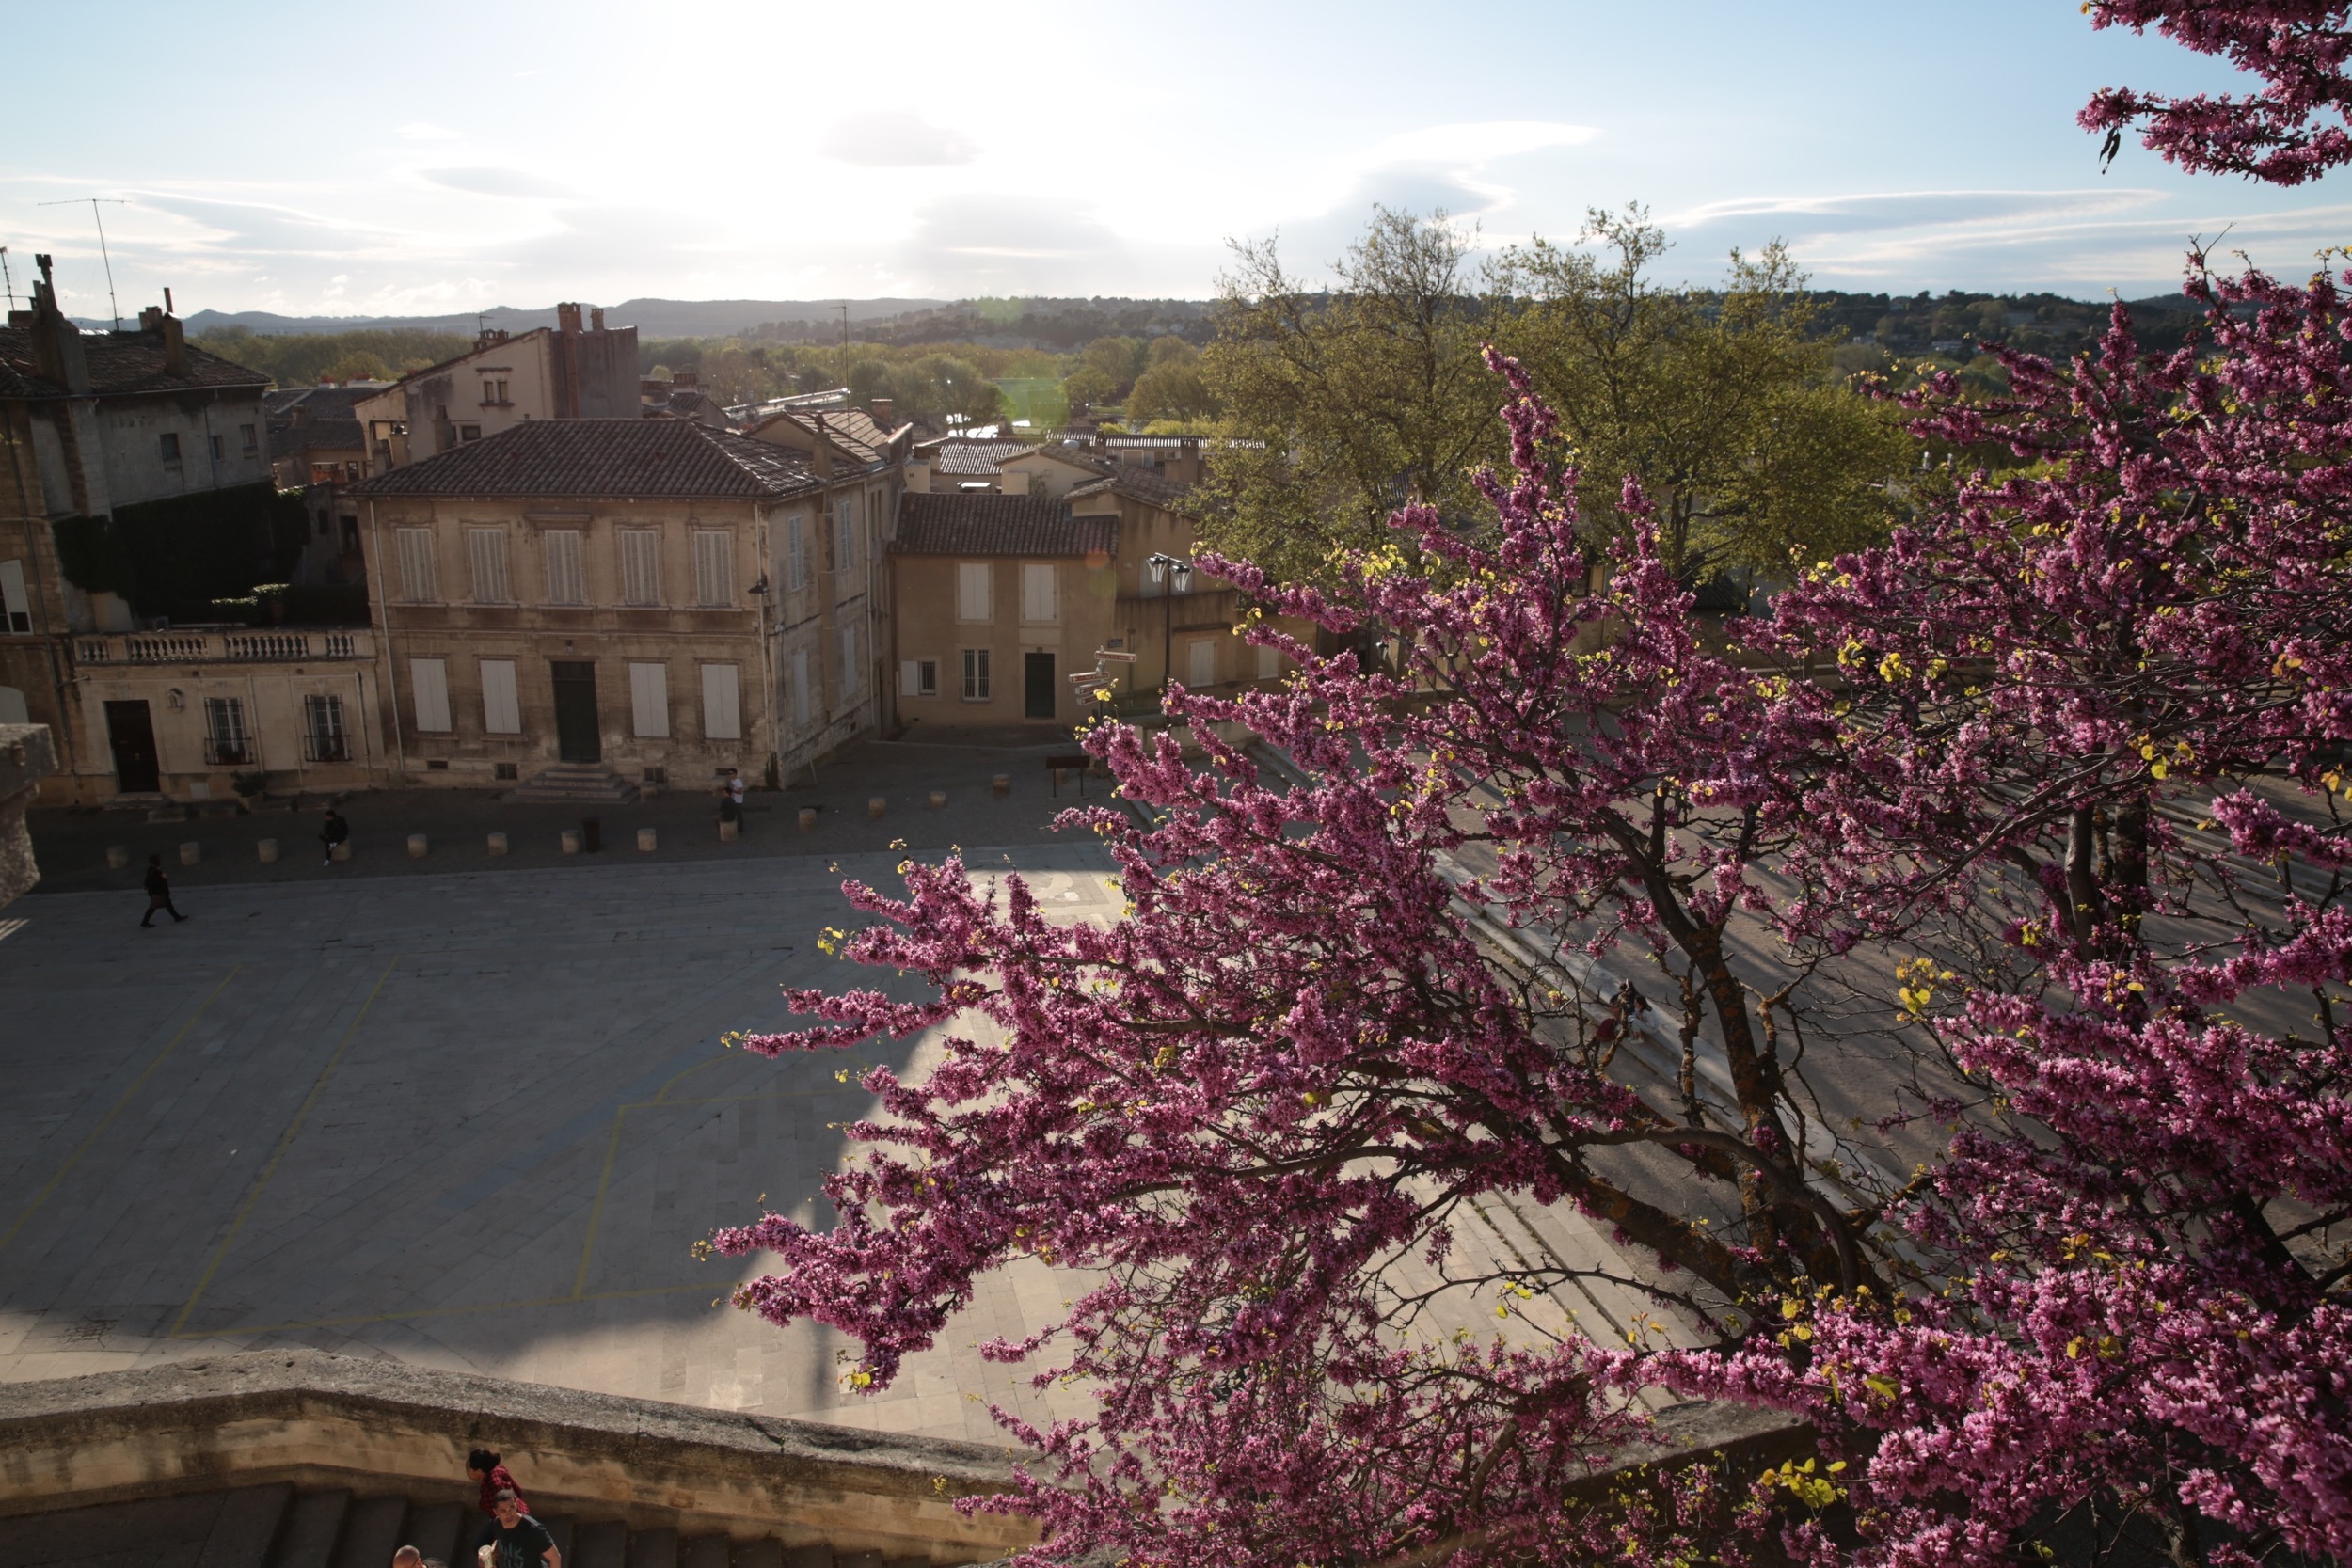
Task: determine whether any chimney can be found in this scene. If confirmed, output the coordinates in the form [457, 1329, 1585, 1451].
[673, 371, 698, 388]
[589, 307, 605, 331]
[812, 411, 833, 478]
[28, 255, 90, 394]
[557, 302, 582, 336]
[150, 294, 187, 376]
[870, 395, 894, 427]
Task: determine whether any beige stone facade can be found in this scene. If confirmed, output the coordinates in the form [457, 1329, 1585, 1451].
[354, 418, 902, 790]
[354, 305, 638, 477]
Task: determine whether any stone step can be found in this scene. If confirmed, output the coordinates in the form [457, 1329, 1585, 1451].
[506, 765, 640, 804]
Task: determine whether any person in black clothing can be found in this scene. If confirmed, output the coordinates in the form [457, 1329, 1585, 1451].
[140, 855, 186, 927]
[318, 807, 349, 865]
[486, 1490, 559, 1568]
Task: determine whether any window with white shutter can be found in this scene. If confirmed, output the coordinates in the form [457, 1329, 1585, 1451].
[791, 648, 811, 725]
[480, 658, 520, 734]
[0, 559, 30, 633]
[628, 661, 670, 737]
[467, 528, 511, 603]
[1187, 639, 1216, 688]
[956, 562, 991, 622]
[1257, 642, 1281, 680]
[619, 529, 661, 605]
[396, 527, 439, 603]
[961, 647, 991, 700]
[700, 663, 741, 739]
[787, 515, 807, 591]
[839, 625, 859, 696]
[544, 530, 584, 605]
[1021, 562, 1057, 623]
[834, 498, 856, 571]
[692, 530, 733, 606]
[410, 657, 452, 732]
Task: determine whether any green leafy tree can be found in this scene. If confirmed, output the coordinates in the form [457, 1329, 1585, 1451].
[1489, 207, 1906, 578]
[1127, 358, 1221, 424]
[1200, 207, 1503, 584]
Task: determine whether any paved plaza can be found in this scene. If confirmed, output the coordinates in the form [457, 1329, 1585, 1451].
[0, 743, 1666, 1447]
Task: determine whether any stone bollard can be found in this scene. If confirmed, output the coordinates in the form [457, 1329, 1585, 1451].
[992, 773, 1009, 796]
[179, 841, 200, 866]
[929, 789, 947, 809]
[406, 833, 429, 859]
[718, 817, 739, 843]
[331, 840, 352, 862]
[561, 829, 581, 855]
[105, 845, 129, 869]
[487, 832, 509, 856]
[867, 796, 886, 819]
[797, 808, 817, 832]
[637, 827, 658, 852]
[258, 838, 279, 864]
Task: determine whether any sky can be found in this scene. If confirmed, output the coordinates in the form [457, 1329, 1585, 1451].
[6, 0, 2352, 321]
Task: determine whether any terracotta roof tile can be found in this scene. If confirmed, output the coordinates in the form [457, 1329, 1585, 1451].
[894, 492, 1116, 557]
[351, 419, 824, 499]
[0, 326, 271, 399]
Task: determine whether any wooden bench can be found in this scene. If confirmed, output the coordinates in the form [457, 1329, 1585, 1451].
[1045, 753, 1092, 797]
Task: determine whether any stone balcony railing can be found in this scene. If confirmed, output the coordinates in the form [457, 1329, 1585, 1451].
[74, 627, 372, 667]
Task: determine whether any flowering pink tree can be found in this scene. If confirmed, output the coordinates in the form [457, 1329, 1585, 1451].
[2082, 3, 2352, 184]
[714, 13, 2352, 1564]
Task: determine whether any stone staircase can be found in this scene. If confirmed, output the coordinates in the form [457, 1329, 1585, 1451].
[0, 1481, 927, 1568]
[506, 764, 639, 804]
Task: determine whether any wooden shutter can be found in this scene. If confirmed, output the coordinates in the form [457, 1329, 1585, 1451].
[480, 658, 520, 734]
[396, 528, 438, 603]
[545, 530, 584, 605]
[1021, 562, 1057, 623]
[628, 661, 670, 737]
[692, 530, 733, 606]
[467, 528, 510, 603]
[620, 529, 660, 605]
[1187, 639, 1216, 688]
[787, 515, 807, 590]
[957, 562, 991, 622]
[701, 663, 741, 739]
[791, 648, 811, 725]
[410, 657, 451, 731]
[839, 625, 858, 695]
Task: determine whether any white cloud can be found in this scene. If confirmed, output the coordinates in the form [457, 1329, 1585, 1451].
[819, 113, 977, 168]
[1361, 120, 1599, 167]
[420, 166, 578, 199]
[396, 122, 461, 142]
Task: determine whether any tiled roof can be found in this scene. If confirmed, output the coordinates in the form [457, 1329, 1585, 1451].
[749, 407, 893, 464]
[1031, 444, 1120, 477]
[930, 440, 1040, 476]
[271, 419, 364, 458]
[352, 419, 824, 499]
[894, 492, 1116, 558]
[0, 326, 271, 399]
[1068, 467, 1200, 514]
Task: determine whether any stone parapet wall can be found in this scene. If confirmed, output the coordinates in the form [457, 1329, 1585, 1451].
[0, 722, 58, 907]
[0, 1351, 1037, 1562]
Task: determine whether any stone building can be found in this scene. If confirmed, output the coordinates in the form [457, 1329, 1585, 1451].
[2, 259, 384, 804]
[353, 304, 637, 477]
[350, 416, 901, 796]
[265, 382, 378, 585]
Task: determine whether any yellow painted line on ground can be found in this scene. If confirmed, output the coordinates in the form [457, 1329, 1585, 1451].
[169, 958, 398, 1338]
[572, 1085, 850, 1301]
[0, 968, 241, 1259]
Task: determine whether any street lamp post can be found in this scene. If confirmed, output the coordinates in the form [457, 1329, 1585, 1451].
[1144, 552, 1193, 698]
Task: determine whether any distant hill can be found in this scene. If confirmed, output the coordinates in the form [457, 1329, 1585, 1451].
[178, 297, 949, 339]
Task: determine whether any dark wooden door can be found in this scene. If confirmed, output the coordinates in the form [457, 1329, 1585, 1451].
[104, 700, 160, 793]
[550, 661, 600, 763]
[1024, 651, 1056, 720]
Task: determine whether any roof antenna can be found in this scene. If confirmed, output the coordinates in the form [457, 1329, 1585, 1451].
[38, 197, 129, 329]
[0, 247, 15, 313]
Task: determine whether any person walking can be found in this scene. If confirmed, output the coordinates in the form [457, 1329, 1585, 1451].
[318, 807, 350, 865]
[140, 854, 187, 927]
[464, 1449, 531, 1563]
[484, 1490, 558, 1568]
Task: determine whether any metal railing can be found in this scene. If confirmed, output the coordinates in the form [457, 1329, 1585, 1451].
[202, 736, 253, 767]
[301, 730, 352, 764]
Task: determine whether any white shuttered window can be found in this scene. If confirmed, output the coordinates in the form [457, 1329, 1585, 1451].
[628, 661, 670, 737]
[410, 657, 452, 732]
[480, 658, 520, 734]
[701, 663, 741, 739]
[839, 625, 859, 696]
[396, 527, 439, 603]
[692, 530, 733, 606]
[1188, 640, 1216, 688]
[791, 648, 811, 725]
[1021, 562, 1057, 623]
[619, 529, 661, 605]
[834, 498, 856, 571]
[545, 530, 584, 604]
[1258, 642, 1281, 679]
[956, 562, 991, 622]
[787, 515, 807, 590]
[467, 528, 510, 603]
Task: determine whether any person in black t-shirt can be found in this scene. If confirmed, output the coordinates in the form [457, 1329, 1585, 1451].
[485, 1490, 559, 1568]
[140, 855, 187, 927]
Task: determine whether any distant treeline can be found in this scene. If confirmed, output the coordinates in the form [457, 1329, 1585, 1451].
[190, 325, 474, 387]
